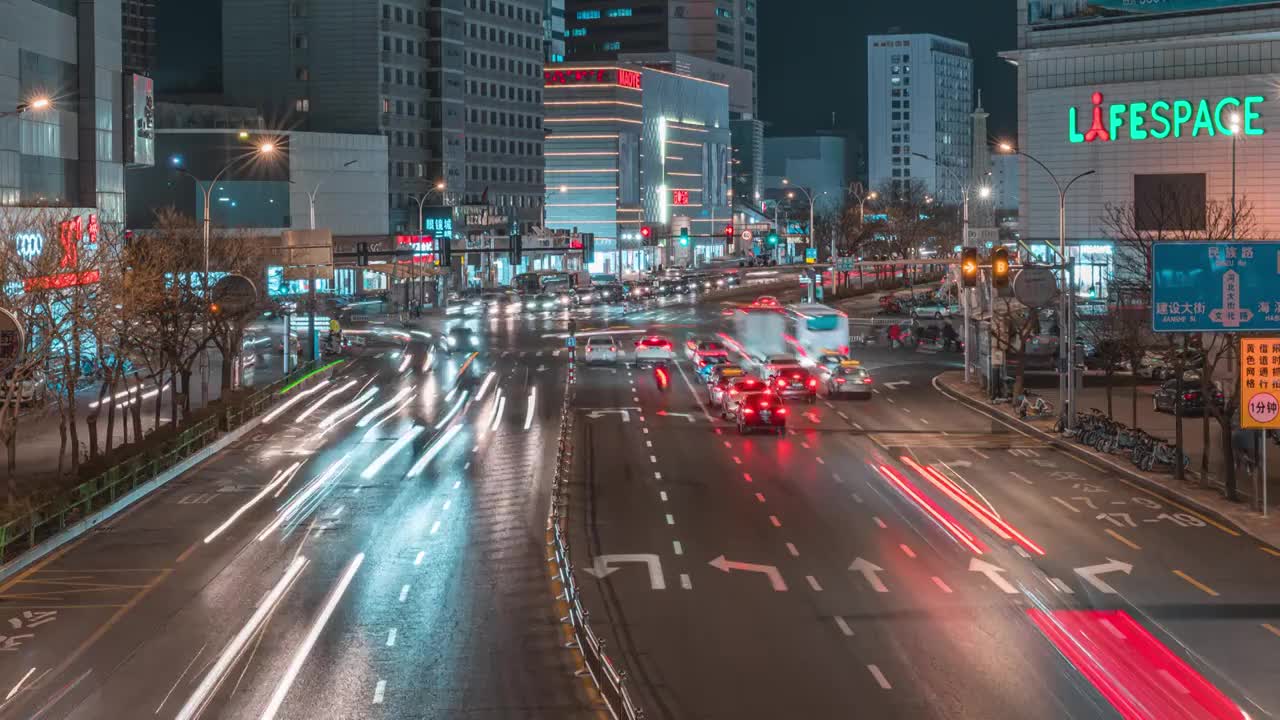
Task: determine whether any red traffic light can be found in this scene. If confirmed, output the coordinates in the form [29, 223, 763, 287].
[640, 226, 652, 239]
[724, 224, 734, 237]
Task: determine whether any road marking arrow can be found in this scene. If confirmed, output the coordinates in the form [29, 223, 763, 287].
[946, 460, 973, 468]
[883, 380, 911, 390]
[583, 554, 666, 590]
[585, 408, 638, 422]
[709, 555, 787, 591]
[969, 558, 1019, 594]
[1073, 559, 1133, 594]
[535, 364, 548, 372]
[848, 557, 889, 593]
[655, 410, 697, 422]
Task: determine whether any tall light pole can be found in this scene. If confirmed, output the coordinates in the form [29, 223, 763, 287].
[998, 142, 1094, 430]
[172, 139, 277, 401]
[1227, 112, 1240, 242]
[405, 181, 446, 313]
[782, 178, 819, 266]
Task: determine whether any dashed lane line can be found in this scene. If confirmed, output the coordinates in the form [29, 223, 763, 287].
[769, 515, 782, 528]
[932, 577, 953, 593]
[873, 517, 887, 529]
[1263, 623, 1280, 639]
[673, 540, 684, 556]
[659, 491, 669, 502]
[806, 575, 823, 592]
[373, 680, 386, 704]
[1105, 529, 1142, 550]
[786, 543, 799, 557]
[899, 544, 917, 559]
[834, 617, 854, 636]
[681, 574, 692, 589]
[386, 628, 398, 647]
[755, 493, 766, 503]
[1173, 570, 1219, 597]
[398, 585, 410, 602]
[665, 514, 675, 525]
[868, 665, 892, 689]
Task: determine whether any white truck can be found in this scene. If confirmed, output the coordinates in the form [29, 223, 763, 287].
[732, 307, 788, 367]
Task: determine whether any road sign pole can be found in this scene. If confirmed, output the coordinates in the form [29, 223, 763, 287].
[1263, 431, 1269, 518]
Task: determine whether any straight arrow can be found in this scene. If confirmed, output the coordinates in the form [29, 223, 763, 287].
[583, 554, 666, 590]
[848, 557, 888, 593]
[969, 558, 1019, 594]
[655, 410, 697, 422]
[1073, 559, 1133, 595]
[709, 555, 787, 591]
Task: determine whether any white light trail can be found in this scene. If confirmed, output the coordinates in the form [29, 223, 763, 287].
[295, 380, 357, 423]
[488, 394, 506, 432]
[523, 388, 537, 430]
[262, 380, 331, 424]
[176, 556, 308, 720]
[474, 371, 496, 402]
[421, 350, 434, 372]
[397, 353, 413, 373]
[204, 461, 302, 543]
[361, 398, 413, 442]
[257, 456, 350, 541]
[355, 386, 415, 427]
[319, 388, 379, 429]
[361, 425, 424, 479]
[5, 667, 36, 701]
[406, 424, 462, 477]
[433, 391, 469, 430]
[259, 553, 364, 720]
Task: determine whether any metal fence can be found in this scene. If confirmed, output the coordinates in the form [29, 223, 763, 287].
[547, 375, 644, 719]
[0, 360, 332, 564]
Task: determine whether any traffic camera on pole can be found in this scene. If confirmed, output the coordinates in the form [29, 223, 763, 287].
[991, 247, 1010, 288]
[961, 247, 979, 288]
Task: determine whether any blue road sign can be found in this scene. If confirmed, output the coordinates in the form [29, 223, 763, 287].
[1152, 241, 1280, 332]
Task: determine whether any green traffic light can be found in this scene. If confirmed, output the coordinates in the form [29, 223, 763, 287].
[766, 231, 779, 246]
[679, 229, 690, 247]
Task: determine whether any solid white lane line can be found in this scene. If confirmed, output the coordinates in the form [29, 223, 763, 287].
[260, 553, 365, 720]
[399, 584, 410, 602]
[868, 665, 892, 689]
[834, 617, 854, 636]
[665, 514, 675, 525]
[932, 576, 953, 593]
[806, 575, 823, 592]
[386, 628, 398, 647]
[673, 540, 684, 555]
[680, 573, 692, 589]
[373, 680, 386, 704]
[786, 542, 799, 557]
[769, 515, 782, 528]
[874, 517, 887, 529]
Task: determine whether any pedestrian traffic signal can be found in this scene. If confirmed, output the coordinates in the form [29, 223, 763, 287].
[679, 228, 690, 247]
[724, 224, 734, 238]
[508, 232, 523, 267]
[991, 247, 1010, 288]
[961, 247, 979, 288]
[640, 225, 652, 241]
[356, 241, 370, 266]
[766, 230, 780, 247]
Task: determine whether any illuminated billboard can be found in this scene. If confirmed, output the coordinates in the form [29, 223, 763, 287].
[1029, 0, 1277, 25]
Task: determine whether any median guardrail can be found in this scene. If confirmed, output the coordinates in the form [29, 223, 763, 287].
[0, 359, 338, 564]
[547, 366, 644, 719]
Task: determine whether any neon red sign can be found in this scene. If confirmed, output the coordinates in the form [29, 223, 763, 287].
[544, 68, 640, 88]
[672, 189, 690, 206]
[618, 70, 642, 89]
[24, 213, 101, 291]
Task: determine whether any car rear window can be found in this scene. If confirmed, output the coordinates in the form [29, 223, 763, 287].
[587, 337, 612, 346]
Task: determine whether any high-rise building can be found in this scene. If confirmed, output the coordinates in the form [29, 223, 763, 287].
[462, 0, 548, 224]
[866, 33, 972, 204]
[1, 0, 127, 224]
[222, 0, 468, 233]
[122, 0, 157, 77]
[762, 135, 848, 214]
[564, 0, 758, 112]
[545, 0, 566, 62]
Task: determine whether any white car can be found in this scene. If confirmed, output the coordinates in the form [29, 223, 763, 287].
[584, 336, 618, 365]
[911, 302, 961, 319]
[1, 369, 46, 406]
[633, 336, 675, 365]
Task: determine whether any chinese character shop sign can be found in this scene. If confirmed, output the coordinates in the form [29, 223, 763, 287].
[1242, 339, 1280, 429]
[1151, 241, 1280, 332]
[1068, 92, 1264, 143]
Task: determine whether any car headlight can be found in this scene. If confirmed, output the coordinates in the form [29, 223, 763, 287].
[470, 336, 479, 346]
[448, 337, 458, 346]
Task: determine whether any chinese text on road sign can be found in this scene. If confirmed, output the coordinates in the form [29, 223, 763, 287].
[1241, 338, 1280, 429]
[1152, 242, 1280, 332]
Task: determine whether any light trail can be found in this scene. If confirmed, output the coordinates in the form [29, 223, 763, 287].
[488, 394, 506, 432]
[361, 425, 425, 479]
[262, 380, 330, 424]
[5, 667, 36, 701]
[523, 387, 537, 430]
[397, 353, 413, 373]
[433, 391, 470, 430]
[474, 371, 496, 402]
[319, 387, 379, 429]
[295, 380, 358, 423]
[361, 397, 414, 442]
[259, 553, 364, 720]
[204, 462, 302, 543]
[406, 424, 463, 477]
[355, 386, 415, 427]
[176, 556, 308, 720]
[257, 456, 350, 541]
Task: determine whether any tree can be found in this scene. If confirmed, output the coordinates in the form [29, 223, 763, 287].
[874, 180, 947, 291]
[990, 296, 1042, 399]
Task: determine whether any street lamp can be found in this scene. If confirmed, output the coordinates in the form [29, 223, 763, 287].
[783, 179, 818, 265]
[1227, 112, 1240, 242]
[172, 139, 279, 399]
[409, 180, 448, 234]
[0, 96, 52, 118]
[997, 141, 1095, 429]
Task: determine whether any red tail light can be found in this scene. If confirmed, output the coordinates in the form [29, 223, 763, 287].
[836, 378, 847, 384]
[808, 378, 817, 388]
[742, 407, 754, 414]
[610, 346, 616, 351]
[1182, 392, 1196, 401]
[760, 400, 770, 407]
[776, 379, 787, 387]
[777, 407, 788, 415]
[863, 377, 873, 384]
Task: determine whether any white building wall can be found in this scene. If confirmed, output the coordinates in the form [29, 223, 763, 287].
[288, 131, 390, 236]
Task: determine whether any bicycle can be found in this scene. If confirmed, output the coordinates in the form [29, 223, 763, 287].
[1015, 393, 1053, 419]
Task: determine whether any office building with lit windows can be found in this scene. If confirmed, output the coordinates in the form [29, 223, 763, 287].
[543, 61, 730, 274]
[866, 33, 972, 204]
[223, 0, 467, 233]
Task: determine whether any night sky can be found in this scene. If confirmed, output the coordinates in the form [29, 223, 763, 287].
[155, 1, 1019, 147]
[758, 0, 1019, 142]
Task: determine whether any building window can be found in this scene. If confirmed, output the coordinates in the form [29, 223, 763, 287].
[606, 7, 632, 16]
[294, 34, 308, 49]
[295, 98, 310, 112]
[571, 27, 586, 36]
[394, 6, 402, 21]
[382, 98, 391, 113]
[576, 9, 600, 19]
[602, 40, 621, 50]
[296, 67, 310, 81]
[715, 7, 731, 17]
[383, 4, 391, 18]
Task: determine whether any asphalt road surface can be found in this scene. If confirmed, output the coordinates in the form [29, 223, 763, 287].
[567, 297, 1280, 719]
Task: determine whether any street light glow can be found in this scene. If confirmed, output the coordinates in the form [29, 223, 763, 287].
[435, 181, 446, 190]
[978, 186, 992, 199]
[868, 191, 879, 200]
[259, 141, 276, 154]
[997, 142, 1015, 153]
[27, 97, 51, 111]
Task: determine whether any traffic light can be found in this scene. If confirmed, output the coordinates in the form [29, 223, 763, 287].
[640, 225, 652, 242]
[766, 230, 780, 247]
[209, 302, 222, 316]
[961, 247, 979, 288]
[508, 231, 522, 267]
[356, 241, 370, 267]
[991, 247, 1010, 288]
[679, 228, 690, 247]
[724, 224, 734, 239]
[582, 232, 595, 264]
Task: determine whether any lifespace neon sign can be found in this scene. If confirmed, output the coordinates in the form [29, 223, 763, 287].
[1067, 92, 1265, 143]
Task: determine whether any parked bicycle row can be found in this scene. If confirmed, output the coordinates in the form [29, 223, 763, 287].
[1056, 408, 1191, 474]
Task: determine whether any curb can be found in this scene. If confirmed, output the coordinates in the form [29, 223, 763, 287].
[931, 374, 1256, 541]
[0, 414, 266, 587]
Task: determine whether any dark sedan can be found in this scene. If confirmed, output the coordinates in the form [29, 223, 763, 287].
[1152, 379, 1223, 415]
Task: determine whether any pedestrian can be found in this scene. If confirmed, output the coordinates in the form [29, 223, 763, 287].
[942, 323, 959, 352]
[888, 323, 901, 349]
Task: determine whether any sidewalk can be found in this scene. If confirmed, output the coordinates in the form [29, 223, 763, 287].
[935, 369, 1280, 550]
